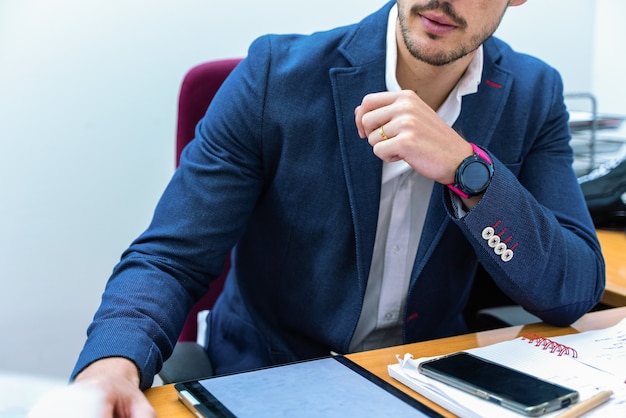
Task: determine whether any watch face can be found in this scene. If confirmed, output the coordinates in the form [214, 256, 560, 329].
[459, 158, 493, 195]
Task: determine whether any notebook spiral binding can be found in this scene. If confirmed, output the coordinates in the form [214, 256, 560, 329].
[521, 333, 579, 358]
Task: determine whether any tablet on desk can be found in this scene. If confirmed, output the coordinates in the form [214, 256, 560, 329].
[174, 355, 443, 417]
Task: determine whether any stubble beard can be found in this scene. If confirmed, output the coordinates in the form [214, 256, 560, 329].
[398, 1, 505, 67]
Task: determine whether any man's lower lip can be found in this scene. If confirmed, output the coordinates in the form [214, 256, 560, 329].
[419, 15, 457, 35]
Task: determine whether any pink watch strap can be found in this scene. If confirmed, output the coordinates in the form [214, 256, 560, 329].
[471, 142, 492, 164]
[447, 143, 492, 199]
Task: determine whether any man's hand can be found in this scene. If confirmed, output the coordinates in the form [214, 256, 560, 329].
[355, 90, 473, 185]
[71, 357, 156, 418]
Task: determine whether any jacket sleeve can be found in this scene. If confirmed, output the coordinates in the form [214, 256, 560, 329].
[70, 38, 273, 389]
[447, 69, 605, 327]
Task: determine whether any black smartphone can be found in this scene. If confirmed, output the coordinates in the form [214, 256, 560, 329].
[418, 352, 579, 417]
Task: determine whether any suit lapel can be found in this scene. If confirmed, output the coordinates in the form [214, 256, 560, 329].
[454, 39, 512, 150]
[328, 4, 391, 294]
[330, 65, 385, 296]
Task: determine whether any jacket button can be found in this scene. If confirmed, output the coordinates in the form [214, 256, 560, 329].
[501, 249, 514, 262]
[482, 227, 495, 239]
[494, 242, 507, 255]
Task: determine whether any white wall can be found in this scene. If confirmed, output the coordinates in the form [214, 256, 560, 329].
[495, 0, 596, 93]
[592, 0, 626, 117]
[0, 0, 612, 380]
[0, 0, 383, 380]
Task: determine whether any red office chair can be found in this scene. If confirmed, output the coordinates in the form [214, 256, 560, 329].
[159, 58, 242, 383]
[174, 58, 242, 343]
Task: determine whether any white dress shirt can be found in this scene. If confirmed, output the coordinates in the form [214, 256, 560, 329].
[349, 4, 483, 352]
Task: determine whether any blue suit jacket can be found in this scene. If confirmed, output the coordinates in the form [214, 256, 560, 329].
[73, 2, 604, 389]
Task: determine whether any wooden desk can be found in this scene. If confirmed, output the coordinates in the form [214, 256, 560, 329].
[144, 306, 626, 418]
[597, 229, 626, 307]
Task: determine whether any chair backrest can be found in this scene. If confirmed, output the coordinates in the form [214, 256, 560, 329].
[176, 58, 242, 342]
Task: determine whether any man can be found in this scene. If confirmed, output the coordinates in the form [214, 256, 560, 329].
[71, 1, 605, 416]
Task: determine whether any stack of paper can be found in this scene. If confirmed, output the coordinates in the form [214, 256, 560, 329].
[388, 319, 626, 417]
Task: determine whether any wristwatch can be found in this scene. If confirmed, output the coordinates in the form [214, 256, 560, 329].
[447, 143, 494, 199]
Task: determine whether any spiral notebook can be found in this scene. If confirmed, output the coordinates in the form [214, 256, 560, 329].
[388, 318, 626, 418]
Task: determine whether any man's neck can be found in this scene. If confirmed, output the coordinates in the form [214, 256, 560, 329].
[395, 37, 477, 111]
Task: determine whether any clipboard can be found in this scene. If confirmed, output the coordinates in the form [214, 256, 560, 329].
[174, 355, 443, 417]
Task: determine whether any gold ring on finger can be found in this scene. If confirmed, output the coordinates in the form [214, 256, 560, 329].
[379, 125, 390, 140]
